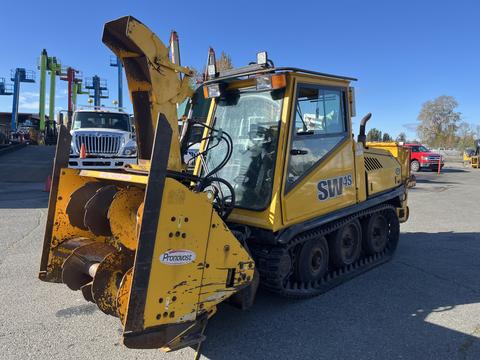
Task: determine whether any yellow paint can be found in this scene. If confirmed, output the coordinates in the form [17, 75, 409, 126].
[363, 149, 402, 196]
[42, 168, 109, 282]
[367, 142, 411, 184]
[108, 187, 145, 250]
[79, 170, 148, 185]
[117, 268, 133, 324]
[139, 178, 253, 328]
[196, 72, 409, 230]
[282, 139, 357, 225]
[104, 16, 193, 171]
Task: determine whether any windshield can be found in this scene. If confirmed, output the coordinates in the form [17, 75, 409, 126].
[73, 112, 130, 131]
[411, 145, 430, 152]
[204, 89, 283, 210]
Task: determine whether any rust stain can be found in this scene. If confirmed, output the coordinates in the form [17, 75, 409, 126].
[173, 280, 187, 289]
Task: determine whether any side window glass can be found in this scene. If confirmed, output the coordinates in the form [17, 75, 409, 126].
[287, 85, 347, 187]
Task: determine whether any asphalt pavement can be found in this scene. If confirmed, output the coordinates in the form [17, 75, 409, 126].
[0, 147, 479, 360]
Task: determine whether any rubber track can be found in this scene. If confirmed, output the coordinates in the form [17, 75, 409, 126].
[250, 204, 400, 299]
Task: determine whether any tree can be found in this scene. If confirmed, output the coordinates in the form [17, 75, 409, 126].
[366, 128, 382, 142]
[456, 122, 476, 150]
[417, 95, 461, 148]
[216, 51, 233, 71]
[188, 67, 203, 88]
[396, 132, 407, 142]
[382, 133, 392, 142]
[191, 50, 234, 85]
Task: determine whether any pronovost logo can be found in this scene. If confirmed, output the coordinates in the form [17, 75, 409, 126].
[160, 249, 196, 265]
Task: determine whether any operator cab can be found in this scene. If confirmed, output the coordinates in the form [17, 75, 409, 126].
[192, 52, 358, 231]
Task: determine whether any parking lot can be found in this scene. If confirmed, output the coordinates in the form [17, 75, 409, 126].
[1, 147, 479, 360]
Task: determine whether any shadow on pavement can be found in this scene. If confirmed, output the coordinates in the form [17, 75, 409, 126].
[200, 232, 480, 360]
[0, 146, 54, 209]
[415, 178, 459, 185]
[0, 182, 50, 209]
[439, 168, 469, 173]
[0, 145, 54, 183]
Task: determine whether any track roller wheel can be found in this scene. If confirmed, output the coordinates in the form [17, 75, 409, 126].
[362, 213, 388, 255]
[295, 237, 329, 283]
[328, 219, 362, 268]
[384, 208, 400, 253]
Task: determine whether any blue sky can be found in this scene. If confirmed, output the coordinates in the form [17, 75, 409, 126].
[0, 0, 479, 139]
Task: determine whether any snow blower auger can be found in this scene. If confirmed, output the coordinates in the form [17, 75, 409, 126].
[39, 16, 256, 354]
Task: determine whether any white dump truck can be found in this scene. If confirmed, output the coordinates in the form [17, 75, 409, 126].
[68, 109, 137, 169]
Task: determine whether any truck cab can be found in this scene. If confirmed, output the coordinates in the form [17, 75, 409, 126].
[68, 109, 137, 169]
[404, 143, 444, 172]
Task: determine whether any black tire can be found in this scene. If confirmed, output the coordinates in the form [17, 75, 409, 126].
[295, 237, 329, 283]
[410, 160, 420, 172]
[328, 219, 362, 268]
[384, 208, 400, 254]
[362, 213, 388, 255]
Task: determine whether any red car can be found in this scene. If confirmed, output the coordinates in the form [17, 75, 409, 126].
[403, 143, 444, 172]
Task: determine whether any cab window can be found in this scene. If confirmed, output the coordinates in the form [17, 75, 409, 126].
[287, 84, 348, 188]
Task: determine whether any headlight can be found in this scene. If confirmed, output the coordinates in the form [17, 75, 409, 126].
[122, 141, 137, 156]
[203, 83, 221, 99]
[421, 156, 428, 161]
[123, 147, 137, 156]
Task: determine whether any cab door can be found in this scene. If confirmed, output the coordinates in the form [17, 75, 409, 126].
[281, 80, 357, 227]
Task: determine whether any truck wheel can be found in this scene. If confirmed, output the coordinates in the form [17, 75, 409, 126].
[295, 237, 329, 283]
[328, 219, 362, 268]
[410, 160, 420, 172]
[362, 213, 388, 255]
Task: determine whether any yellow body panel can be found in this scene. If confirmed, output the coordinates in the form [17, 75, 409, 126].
[354, 142, 367, 203]
[282, 139, 357, 225]
[142, 178, 215, 327]
[103, 16, 193, 170]
[363, 148, 402, 196]
[472, 156, 480, 168]
[129, 178, 253, 329]
[79, 169, 148, 185]
[367, 142, 411, 184]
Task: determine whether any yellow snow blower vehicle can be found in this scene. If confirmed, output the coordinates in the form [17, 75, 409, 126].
[39, 16, 410, 356]
[466, 140, 480, 168]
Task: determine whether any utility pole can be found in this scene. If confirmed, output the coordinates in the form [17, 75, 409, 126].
[10, 68, 35, 132]
[38, 49, 62, 133]
[39, 50, 48, 132]
[85, 76, 108, 108]
[60, 67, 81, 128]
[109, 56, 123, 109]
